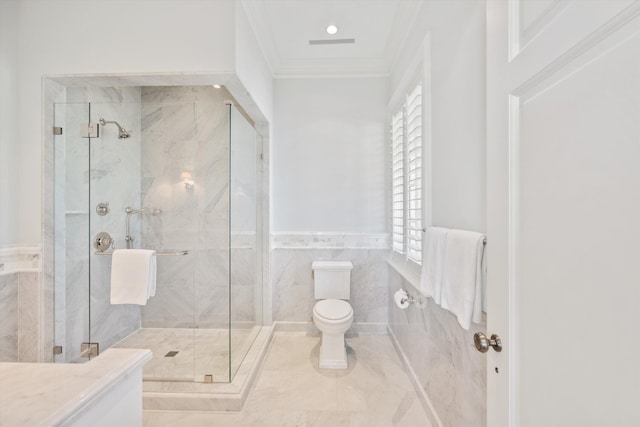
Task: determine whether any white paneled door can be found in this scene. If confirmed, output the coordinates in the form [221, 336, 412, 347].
[487, 1, 640, 426]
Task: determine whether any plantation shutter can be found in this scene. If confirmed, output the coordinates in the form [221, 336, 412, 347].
[405, 84, 422, 264]
[391, 109, 405, 254]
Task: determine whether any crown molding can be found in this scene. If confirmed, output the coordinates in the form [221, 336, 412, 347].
[240, 0, 280, 75]
[384, 0, 425, 72]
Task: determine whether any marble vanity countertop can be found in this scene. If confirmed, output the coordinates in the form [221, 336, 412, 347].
[0, 348, 152, 427]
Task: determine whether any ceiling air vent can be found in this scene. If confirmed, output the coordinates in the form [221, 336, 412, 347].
[309, 38, 356, 45]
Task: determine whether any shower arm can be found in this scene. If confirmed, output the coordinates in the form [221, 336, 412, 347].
[99, 118, 131, 139]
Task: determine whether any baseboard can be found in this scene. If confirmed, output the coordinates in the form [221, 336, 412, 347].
[387, 325, 444, 427]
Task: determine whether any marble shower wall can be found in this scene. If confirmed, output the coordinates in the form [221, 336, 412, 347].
[388, 267, 486, 427]
[56, 87, 142, 362]
[140, 86, 243, 329]
[271, 234, 390, 331]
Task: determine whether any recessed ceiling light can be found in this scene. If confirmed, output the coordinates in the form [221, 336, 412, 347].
[213, 84, 221, 89]
[326, 24, 338, 35]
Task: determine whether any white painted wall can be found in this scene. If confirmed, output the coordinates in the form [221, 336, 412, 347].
[391, 0, 486, 233]
[13, 0, 238, 243]
[387, 2, 487, 425]
[273, 77, 388, 232]
[0, 0, 19, 245]
[236, 2, 274, 124]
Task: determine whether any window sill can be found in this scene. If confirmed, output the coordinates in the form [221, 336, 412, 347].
[386, 254, 421, 291]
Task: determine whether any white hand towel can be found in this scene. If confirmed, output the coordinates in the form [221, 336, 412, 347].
[110, 249, 157, 305]
[419, 227, 449, 303]
[440, 229, 486, 330]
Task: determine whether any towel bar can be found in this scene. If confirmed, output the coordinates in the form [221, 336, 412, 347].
[422, 228, 487, 244]
[95, 250, 188, 256]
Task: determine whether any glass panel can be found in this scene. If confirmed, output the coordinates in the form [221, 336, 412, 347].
[86, 100, 165, 369]
[190, 98, 231, 383]
[93, 99, 200, 381]
[229, 105, 262, 380]
[96, 91, 234, 384]
[53, 102, 91, 363]
[53, 86, 262, 385]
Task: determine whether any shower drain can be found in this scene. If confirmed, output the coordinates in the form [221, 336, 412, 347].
[164, 351, 179, 357]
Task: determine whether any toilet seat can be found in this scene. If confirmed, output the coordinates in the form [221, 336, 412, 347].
[313, 299, 352, 321]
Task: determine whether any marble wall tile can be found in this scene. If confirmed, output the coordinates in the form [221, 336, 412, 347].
[271, 247, 388, 327]
[140, 86, 261, 330]
[388, 267, 486, 427]
[0, 273, 19, 362]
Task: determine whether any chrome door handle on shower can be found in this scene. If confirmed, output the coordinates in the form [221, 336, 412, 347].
[474, 332, 502, 353]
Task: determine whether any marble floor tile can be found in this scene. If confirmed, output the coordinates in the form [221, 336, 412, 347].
[144, 332, 432, 427]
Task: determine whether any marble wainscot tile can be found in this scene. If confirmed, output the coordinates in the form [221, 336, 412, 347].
[0, 273, 19, 362]
[388, 267, 486, 427]
[18, 272, 39, 362]
[271, 232, 391, 250]
[0, 245, 41, 275]
[0, 246, 41, 362]
[271, 247, 388, 332]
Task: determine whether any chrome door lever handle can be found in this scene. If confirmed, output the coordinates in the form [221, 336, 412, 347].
[474, 332, 502, 353]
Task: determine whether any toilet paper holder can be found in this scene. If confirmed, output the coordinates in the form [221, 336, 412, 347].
[394, 288, 427, 310]
[399, 289, 416, 305]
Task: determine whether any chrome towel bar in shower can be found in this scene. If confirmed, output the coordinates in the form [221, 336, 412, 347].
[95, 250, 189, 257]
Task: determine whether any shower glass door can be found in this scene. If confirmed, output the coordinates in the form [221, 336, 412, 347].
[229, 104, 262, 380]
[53, 102, 91, 363]
[52, 86, 262, 384]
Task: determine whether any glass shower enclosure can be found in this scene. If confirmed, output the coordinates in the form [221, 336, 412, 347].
[52, 86, 262, 383]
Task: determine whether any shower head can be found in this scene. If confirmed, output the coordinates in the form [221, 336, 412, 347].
[99, 118, 131, 139]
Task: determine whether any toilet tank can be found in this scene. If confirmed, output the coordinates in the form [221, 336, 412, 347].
[312, 261, 353, 300]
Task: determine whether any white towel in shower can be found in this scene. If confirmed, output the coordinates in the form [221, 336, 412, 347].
[110, 249, 157, 305]
[440, 229, 486, 330]
[419, 227, 449, 303]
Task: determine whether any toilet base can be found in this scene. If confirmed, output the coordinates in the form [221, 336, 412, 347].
[318, 333, 348, 369]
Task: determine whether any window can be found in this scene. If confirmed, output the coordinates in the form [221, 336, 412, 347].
[391, 83, 423, 265]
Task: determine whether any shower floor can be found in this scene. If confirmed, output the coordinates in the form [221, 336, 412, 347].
[113, 327, 260, 383]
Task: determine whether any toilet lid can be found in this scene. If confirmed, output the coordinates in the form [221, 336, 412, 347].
[314, 299, 352, 320]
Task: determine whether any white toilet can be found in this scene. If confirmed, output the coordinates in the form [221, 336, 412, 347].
[311, 261, 354, 369]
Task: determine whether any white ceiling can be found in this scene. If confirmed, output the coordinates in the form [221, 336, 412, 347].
[241, 0, 424, 77]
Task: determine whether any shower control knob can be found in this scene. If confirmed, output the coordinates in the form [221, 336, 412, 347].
[474, 332, 502, 353]
[94, 232, 114, 253]
[96, 202, 110, 216]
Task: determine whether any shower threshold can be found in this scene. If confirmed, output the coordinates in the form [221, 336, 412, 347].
[116, 326, 273, 411]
